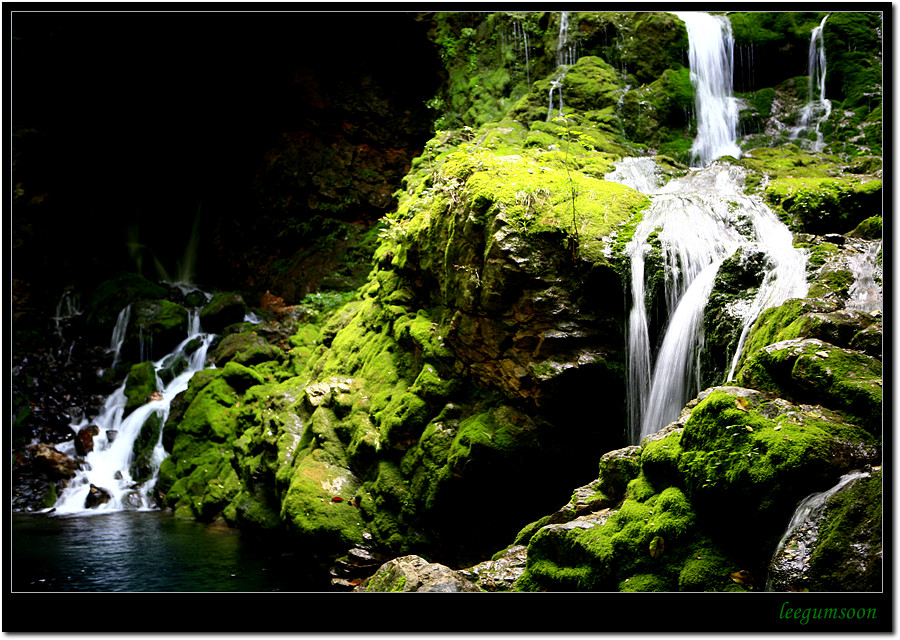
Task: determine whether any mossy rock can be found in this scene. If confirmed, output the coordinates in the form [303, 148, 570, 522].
[734, 298, 838, 373]
[213, 331, 285, 367]
[674, 387, 878, 560]
[130, 409, 164, 482]
[736, 339, 882, 433]
[516, 485, 745, 592]
[85, 272, 169, 334]
[763, 176, 882, 234]
[125, 299, 190, 361]
[805, 469, 882, 591]
[200, 291, 246, 333]
[847, 215, 882, 240]
[280, 448, 366, 551]
[220, 361, 265, 394]
[123, 361, 158, 416]
[163, 446, 241, 521]
[558, 56, 621, 113]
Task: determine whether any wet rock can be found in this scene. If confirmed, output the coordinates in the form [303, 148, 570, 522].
[849, 322, 882, 359]
[767, 469, 881, 592]
[124, 299, 190, 361]
[459, 545, 528, 592]
[32, 444, 78, 480]
[74, 425, 100, 457]
[84, 484, 111, 508]
[788, 309, 877, 350]
[354, 555, 481, 592]
[212, 331, 284, 367]
[200, 292, 246, 333]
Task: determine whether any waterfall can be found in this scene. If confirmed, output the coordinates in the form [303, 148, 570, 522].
[675, 12, 742, 166]
[546, 11, 578, 121]
[846, 239, 883, 313]
[766, 470, 870, 591]
[792, 15, 831, 151]
[52, 309, 215, 514]
[109, 304, 132, 369]
[618, 161, 807, 443]
[724, 200, 809, 380]
[556, 11, 577, 67]
[53, 287, 83, 365]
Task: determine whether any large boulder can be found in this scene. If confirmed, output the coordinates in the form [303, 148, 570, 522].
[355, 555, 481, 592]
[122, 299, 190, 362]
[200, 292, 246, 334]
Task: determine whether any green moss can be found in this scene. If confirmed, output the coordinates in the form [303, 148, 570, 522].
[619, 573, 673, 592]
[213, 330, 285, 367]
[764, 176, 882, 234]
[123, 361, 158, 415]
[807, 469, 882, 590]
[734, 298, 836, 374]
[737, 341, 882, 431]
[280, 448, 365, 549]
[847, 215, 882, 240]
[675, 388, 876, 547]
[221, 361, 265, 393]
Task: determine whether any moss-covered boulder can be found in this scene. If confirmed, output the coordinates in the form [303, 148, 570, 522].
[84, 272, 169, 337]
[735, 339, 882, 433]
[280, 448, 366, 551]
[764, 176, 882, 234]
[130, 410, 164, 483]
[200, 291, 246, 333]
[510, 385, 878, 592]
[122, 361, 158, 416]
[768, 468, 882, 591]
[122, 299, 189, 362]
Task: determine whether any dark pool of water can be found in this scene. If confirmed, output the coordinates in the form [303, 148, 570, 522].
[12, 510, 327, 592]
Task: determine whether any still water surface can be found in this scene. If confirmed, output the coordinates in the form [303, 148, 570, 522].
[12, 510, 326, 592]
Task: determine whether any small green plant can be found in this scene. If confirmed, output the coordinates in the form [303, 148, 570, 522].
[554, 114, 581, 258]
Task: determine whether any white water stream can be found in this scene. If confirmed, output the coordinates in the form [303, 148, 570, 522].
[614, 12, 808, 444]
[846, 239, 883, 313]
[791, 15, 832, 151]
[674, 12, 742, 166]
[619, 162, 806, 444]
[53, 308, 215, 514]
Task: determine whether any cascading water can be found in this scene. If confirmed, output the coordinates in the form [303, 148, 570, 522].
[52, 308, 215, 514]
[674, 11, 742, 166]
[615, 163, 807, 444]
[616, 12, 808, 444]
[109, 304, 132, 369]
[791, 15, 831, 151]
[766, 470, 870, 591]
[546, 11, 577, 121]
[846, 239, 883, 313]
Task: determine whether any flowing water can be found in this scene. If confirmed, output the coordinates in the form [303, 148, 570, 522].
[846, 239, 883, 314]
[546, 11, 576, 121]
[766, 470, 870, 591]
[791, 14, 831, 151]
[616, 13, 808, 444]
[674, 12, 742, 166]
[53, 307, 215, 514]
[620, 166, 808, 445]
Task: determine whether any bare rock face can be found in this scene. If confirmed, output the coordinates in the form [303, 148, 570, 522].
[32, 444, 78, 480]
[355, 555, 481, 592]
